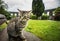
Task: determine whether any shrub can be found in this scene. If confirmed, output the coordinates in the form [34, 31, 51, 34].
[54, 7, 60, 14]
[54, 7, 60, 21]
[54, 14, 60, 21]
[41, 14, 49, 20]
[30, 14, 37, 19]
[11, 15, 16, 18]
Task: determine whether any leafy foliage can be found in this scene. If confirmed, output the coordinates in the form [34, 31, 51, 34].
[54, 7, 60, 21]
[0, 0, 11, 20]
[54, 7, 60, 14]
[30, 13, 37, 19]
[32, 0, 45, 18]
[41, 14, 49, 20]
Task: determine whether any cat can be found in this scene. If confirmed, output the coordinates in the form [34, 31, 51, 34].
[7, 9, 31, 41]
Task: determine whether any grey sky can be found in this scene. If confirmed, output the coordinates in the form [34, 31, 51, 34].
[3, 0, 60, 12]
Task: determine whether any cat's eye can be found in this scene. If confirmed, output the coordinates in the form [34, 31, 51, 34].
[23, 11, 25, 14]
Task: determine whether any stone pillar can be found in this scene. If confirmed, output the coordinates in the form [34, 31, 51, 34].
[47, 11, 49, 16]
[16, 13, 19, 17]
[49, 11, 53, 20]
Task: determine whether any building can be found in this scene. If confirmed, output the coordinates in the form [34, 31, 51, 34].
[6, 0, 60, 17]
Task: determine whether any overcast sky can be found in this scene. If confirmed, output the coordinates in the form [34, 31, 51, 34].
[3, 0, 60, 12]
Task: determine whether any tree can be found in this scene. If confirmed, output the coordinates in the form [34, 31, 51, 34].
[54, 7, 60, 21]
[54, 7, 60, 14]
[32, 0, 45, 18]
[0, 0, 11, 20]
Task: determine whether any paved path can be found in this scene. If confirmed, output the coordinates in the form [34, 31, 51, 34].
[0, 28, 8, 41]
[0, 28, 41, 41]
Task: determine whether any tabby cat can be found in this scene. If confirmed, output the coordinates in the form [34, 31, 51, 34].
[7, 9, 31, 41]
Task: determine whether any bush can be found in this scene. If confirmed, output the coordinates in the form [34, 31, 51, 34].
[54, 14, 60, 21]
[0, 11, 12, 20]
[11, 15, 16, 18]
[54, 7, 60, 21]
[41, 14, 49, 20]
[54, 7, 60, 14]
[5, 12, 12, 20]
[30, 14, 37, 19]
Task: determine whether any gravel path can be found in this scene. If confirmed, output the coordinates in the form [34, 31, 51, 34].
[0, 28, 41, 41]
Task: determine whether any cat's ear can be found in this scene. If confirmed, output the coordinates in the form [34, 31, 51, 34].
[28, 10, 32, 13]
[17, 9, 22, 17]
[17, 9, 22, 12]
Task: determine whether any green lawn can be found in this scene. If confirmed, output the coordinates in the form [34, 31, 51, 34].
[25, 20, 60, 41]
[0, 20, 9, 31]
[0, 23, 7, 31]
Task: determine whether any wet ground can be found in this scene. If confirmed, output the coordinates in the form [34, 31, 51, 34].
[0, 28, 41, 41]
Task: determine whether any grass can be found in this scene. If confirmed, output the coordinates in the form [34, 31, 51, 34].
[0, 20, 9, 31]
[25, 20, 60, 41]
[0, 23, 7, 31]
